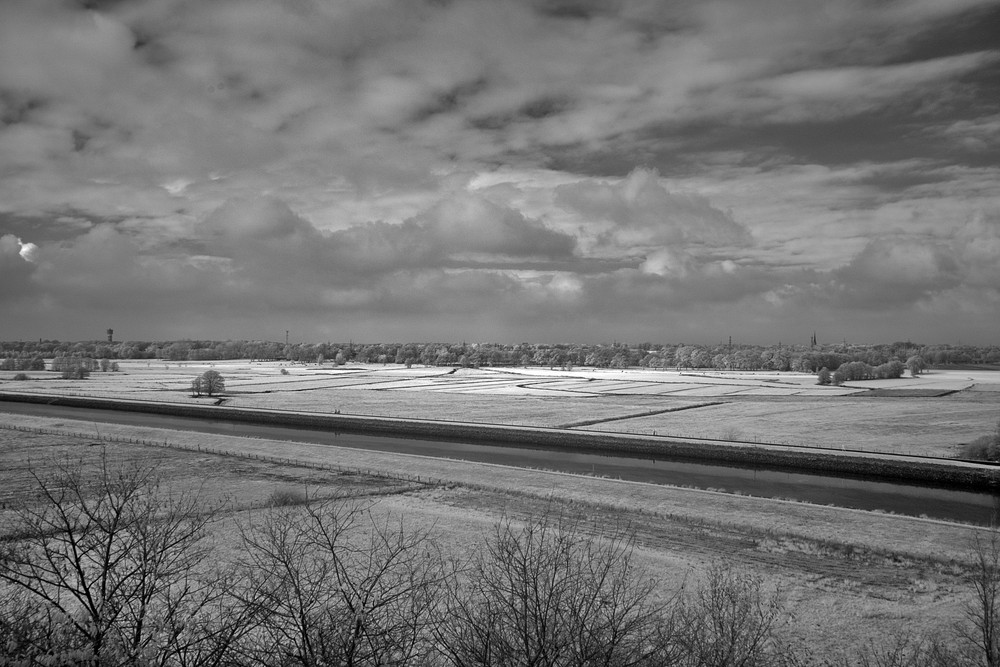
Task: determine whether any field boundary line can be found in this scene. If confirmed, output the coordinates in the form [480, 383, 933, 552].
[557, 401, 726, 429]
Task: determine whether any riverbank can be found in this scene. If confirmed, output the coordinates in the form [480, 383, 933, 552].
[2, 391, 997, 490]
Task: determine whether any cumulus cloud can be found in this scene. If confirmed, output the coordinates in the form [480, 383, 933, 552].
[0, 0, 998, 342]
[187, 191, 576, 301]
[827, 239, 962, 308]
[415, 193, 576, 259]
[201, 197, 321, 246]
[15, 237, 38, 262]
[556, 169, 752, 250]
[779, 210, 1000, 318]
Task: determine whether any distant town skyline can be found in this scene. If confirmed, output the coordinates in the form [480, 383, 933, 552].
[1, 0, 998, 345]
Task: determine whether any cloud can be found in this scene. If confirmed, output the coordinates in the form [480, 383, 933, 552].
[555, 168, 752, 255]
[743, 52, 999, 123]
[415, 193, 576, 259]
[828, 239, 961, 308]
[15, 237, 38, 263]
[0, 1, 135, 101]
[185, 191, 577, 303]
[0, 0, 998, 343]
[939, 113, 1000, 152]
[776, 209, 1000, 315]
[953, 210, 1000, 287]
[201, 197, 321, 246]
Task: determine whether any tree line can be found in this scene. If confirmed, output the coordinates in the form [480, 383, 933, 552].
[1, 454, 999, 666]
[2, 339, 998, 373]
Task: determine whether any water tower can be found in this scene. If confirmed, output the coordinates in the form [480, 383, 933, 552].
[107, 328, 114, 343]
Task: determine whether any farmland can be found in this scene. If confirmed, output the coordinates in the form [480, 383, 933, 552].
[3, 360, 998, 457]
[2, 360, 999, 660]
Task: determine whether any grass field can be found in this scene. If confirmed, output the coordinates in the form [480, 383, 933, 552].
[3, 360, 998, 457]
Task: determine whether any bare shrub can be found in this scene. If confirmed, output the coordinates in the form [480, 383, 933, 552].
[0, 582, 76, 663]
[847, 631, 957, 667]
[720, 426, 744, 442]
[233, 499, 451, 667]
[962, 436, 1000, 462]
[962, 418, 1000, 462]
[672, 562, 794, 667]
[267, 486, 310, 507]
[436, 513, 674, 667]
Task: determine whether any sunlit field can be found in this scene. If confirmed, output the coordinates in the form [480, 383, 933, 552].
[3, 360, 998, 458]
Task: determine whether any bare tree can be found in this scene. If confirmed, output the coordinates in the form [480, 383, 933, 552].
[233, 498, 450, 667]
[435, 512, 674, 667]
[0, 452, 227, 666]
[199, 370, 225, 397]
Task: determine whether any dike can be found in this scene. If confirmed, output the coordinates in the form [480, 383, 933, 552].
[1, 392, 997, 490]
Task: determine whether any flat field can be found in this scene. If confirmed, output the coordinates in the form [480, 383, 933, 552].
[3, 360, 998, 457]
[0, 415, 987, 658]
[2, 361, 999, 657]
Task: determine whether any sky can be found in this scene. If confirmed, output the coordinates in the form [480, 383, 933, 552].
[1, 0, 998, 346]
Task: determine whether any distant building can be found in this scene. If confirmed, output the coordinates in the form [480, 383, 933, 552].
[107, 328, 114, 343]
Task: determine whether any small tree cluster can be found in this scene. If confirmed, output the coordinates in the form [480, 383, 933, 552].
[61, 364, 91, 380]
[98, 358, 119, 372]
[830, 360, 905, 385]
[906, 354, 927, 377]
[51, 356, 97, 373]
[0, 356, 45, 371]
[190, 369, 225, 397]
